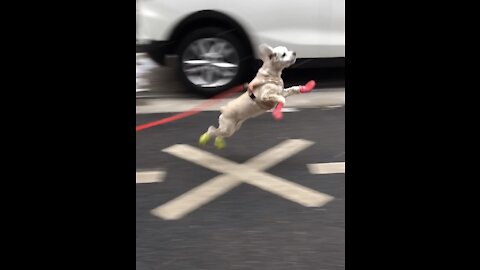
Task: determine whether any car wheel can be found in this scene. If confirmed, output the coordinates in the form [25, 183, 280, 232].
[176, 27, 250, 97]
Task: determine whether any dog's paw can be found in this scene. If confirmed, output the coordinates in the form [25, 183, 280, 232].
[299, 80, 316, 93]
[199, 133, 210, 146]
[272, 110, 283, 120]
[214, 137, 226, 149]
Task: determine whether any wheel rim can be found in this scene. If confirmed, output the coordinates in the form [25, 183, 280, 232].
[182, 38, 240, 88]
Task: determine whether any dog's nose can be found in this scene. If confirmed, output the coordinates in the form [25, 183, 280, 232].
[293, 52, 296, 56]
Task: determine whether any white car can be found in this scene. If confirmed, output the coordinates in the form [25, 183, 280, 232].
[136, 0, 345, 96]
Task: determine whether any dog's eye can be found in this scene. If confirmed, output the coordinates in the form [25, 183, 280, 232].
[282, 53, 286, 57]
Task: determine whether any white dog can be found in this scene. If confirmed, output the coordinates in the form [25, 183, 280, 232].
[199, 44, 316, 149]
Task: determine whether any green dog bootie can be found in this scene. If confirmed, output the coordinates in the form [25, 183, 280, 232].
[199, 133, 210, 146]
[214, 137, 226, 149]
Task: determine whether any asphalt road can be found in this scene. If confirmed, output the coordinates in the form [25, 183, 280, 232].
[136, 107, 345, 270]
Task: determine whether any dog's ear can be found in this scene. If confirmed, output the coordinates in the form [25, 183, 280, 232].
[259, 44, 274, 62]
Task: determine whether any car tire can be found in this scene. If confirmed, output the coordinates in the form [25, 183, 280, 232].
[176, 27, 251, 97]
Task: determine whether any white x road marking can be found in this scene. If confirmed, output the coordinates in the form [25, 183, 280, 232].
[151, 139, 334, 220]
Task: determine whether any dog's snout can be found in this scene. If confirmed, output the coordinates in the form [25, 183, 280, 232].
[293, 52, 296, 56]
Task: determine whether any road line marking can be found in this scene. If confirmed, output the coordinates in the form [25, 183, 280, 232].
[241, 174, 333, 207]
[152, 140, 334, 220]
[152, 139, 315, 220]
[136, 171, 165, 184]
[281, 108, 299, 112]
[307, 162, 345, 174]
[151, 175, 242, 220]
[267, 108, 300, 113]
[245, 139, 315, 170]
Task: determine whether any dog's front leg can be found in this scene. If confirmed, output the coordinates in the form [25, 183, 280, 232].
[282, 86, 301, 97]
[260, 91, 286, 120]
[272, 81, 317, 120]
[282, 80, 316, 97]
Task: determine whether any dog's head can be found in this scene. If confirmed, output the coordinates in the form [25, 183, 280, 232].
[259, 44, 296, 71]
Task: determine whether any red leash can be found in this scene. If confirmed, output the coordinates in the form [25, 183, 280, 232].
[136, 84, 247, 132]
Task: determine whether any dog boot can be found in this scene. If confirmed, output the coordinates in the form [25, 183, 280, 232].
[214, 137, 226, 149]
[199, 133, 210, 146]
[299, 80, 316, 93]
[272, 102, 284, 120]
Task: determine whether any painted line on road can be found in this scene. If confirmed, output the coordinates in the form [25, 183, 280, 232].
[268, 107, 299, 113]
[152, 140, 334, 220]
[307, 162, 345, 174]
[136, 88, 150, 93]
[136, 171, 165, 184]
[159, 143, 331, 207]
[151, 139, 316, 220]
[151, 139, 315, 220]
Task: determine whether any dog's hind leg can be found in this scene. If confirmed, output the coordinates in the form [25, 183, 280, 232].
[199, 125, 217, 147]
[209, 114, 237, 138]
[199, 114, 236, 149]
[234, 119, 246, 133]
[213, 114, 238, 149]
